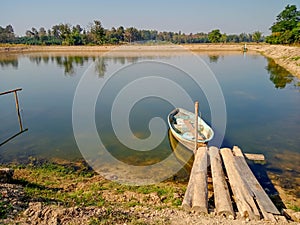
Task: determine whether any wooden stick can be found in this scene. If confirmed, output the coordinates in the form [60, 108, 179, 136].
[0, 129, 28, 147]
[14, 91, 23, 131]
[209, 146, 234, 218]
[194, 101, 199, 152]
[0, 88, 22, 96]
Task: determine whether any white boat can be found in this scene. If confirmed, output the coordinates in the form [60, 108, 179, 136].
[167, 108, 214, 151]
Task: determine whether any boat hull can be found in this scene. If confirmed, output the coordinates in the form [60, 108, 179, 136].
[167, 108, 214, 151]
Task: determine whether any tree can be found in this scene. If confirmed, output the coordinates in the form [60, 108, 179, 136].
[39, 27, 47, 42]
[90, 20, 105, 45]
[271, 5, 299, 32]
[252, 31, 262, 43]
[116, 26, 125, 42]
[220, 33, 227, 43]
[124, 27, 141, 43]
[0, 25, 15, 43]
[208, 29, 222, 43]
[267, 5, 300, 44]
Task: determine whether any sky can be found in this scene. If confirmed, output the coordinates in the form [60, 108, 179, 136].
[1, 0, 299, 36]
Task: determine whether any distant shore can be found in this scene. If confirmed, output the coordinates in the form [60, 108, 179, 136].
[0, 43, 299, 78]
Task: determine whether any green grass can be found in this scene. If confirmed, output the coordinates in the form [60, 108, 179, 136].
[11, 162, 185, 211]
[0, 193, 12, 219]
[291, 56, 300, 61]
[290, 205, 300, 212]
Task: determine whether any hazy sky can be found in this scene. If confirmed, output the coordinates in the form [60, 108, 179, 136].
[1, 0, 299, 36]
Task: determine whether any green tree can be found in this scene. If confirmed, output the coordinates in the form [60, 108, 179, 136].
[90, 20, 105, 45]
[271, 5, 299, 32]
[124, 27, 140, 43]
[252, 31, 262, 43]
[208, 29, 222, 43]
[220, 33, 227, 43]
[267, 5, 300, 44]
[0, 25, 15, 43]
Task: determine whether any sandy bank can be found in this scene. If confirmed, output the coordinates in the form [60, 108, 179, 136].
[249, 45, 300, 79]
[0, 44, 299, 78]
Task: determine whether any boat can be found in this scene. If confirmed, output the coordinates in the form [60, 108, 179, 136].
[168, 129, 194, 171]
[167, 107, 214, 151]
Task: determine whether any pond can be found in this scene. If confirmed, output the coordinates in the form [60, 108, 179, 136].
[0, 50, 299, 187]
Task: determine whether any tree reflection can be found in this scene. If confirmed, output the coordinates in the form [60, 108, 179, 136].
[265, 58, 293, 89]
[55, 56, 89, 76]
[208, 55, 220, 63]
[94, 57, 107, 77]
[0, 55, 18, 68]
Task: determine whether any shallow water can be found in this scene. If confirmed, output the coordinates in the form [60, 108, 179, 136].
[0, 51, 299, 187]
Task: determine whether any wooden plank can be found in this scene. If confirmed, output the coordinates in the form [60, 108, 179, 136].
[182, 146, 208, 213]
[232, 146, 280, 217]
[182, 178, 193, 211]
[191, 147, 208, 213]
[220, 148, 260, 220]
[244, 153, 265, 161]
[209, 146, 234, 218]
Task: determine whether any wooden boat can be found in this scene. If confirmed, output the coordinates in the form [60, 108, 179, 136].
[167, 108, 214, 151]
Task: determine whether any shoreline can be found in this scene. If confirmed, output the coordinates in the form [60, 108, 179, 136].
[0, 43, 299, 78]
[1, 162, 299, 224]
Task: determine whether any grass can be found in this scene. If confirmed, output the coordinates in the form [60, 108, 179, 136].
[0, 193, 12, 219]
[291, 56, 300, 61]
[290, 205, 300, 212]
[11, 162, 185, 210]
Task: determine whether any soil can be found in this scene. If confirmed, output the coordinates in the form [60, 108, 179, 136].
[1, 173, 299, 225]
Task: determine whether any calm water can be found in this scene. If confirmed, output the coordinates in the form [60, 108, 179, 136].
[0, 52, 299, 187]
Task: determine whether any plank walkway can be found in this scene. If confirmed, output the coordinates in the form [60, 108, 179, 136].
[182, 145, 286, 222]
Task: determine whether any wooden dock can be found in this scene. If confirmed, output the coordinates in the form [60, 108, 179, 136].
[182, 145, 286, 222]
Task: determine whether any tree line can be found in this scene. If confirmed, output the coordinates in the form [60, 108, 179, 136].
[0, 4, 298, 45]
[0, 21, 264, 45]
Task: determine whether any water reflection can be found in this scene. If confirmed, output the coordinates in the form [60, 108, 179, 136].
[208, 55, 220, 63]
[265, 58, 295, 89]
[0, 55, 18, 68]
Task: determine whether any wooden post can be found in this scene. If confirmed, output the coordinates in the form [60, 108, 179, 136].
[220, 148, 260, 220]
[209, 146, 234, 218]
[14, 90, 23, 131]
[194, 101, 199, 152]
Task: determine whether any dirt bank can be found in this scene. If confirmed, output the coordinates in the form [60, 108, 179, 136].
[249, 44, 300, 79]
[1, 165, 299, 225]
[184, 44, 300, 78]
